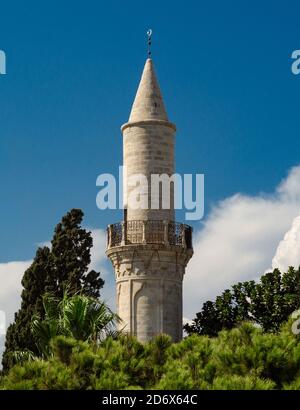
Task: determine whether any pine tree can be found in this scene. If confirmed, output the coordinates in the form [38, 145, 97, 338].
[1, 209, 104, 372]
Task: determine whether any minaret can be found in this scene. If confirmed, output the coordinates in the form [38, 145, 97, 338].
[106, 55, 193, 342]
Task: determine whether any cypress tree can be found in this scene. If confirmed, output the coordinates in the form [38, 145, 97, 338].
[49, 208, 104, 298]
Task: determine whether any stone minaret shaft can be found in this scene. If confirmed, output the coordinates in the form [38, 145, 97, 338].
[106, 58, 193, 342]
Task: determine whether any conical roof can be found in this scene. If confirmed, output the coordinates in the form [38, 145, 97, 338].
[128, 58, 168, 122]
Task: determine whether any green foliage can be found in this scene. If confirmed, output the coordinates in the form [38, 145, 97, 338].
[284, 377, 300, 390]
[211, 375, 276, 390]
[2, 209, 104, 372]
[2, 247, 54, 371]
[31, 292, 119, 357]
[185, 267, 300, 336]
[50, 209, 104, 298]
[1, 321, 300, 390]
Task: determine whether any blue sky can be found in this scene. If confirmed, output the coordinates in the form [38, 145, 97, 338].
[1, 0, 300, 265]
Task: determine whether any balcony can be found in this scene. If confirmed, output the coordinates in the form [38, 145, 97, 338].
[106, 220, 193, 250]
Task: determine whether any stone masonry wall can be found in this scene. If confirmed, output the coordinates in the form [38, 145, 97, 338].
[123, 122, 175, 222]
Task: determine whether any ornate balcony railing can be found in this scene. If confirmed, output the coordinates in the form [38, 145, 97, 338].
[106, 220, 193, 250]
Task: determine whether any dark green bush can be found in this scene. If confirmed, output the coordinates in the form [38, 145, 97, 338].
[1, 321, 299, 390]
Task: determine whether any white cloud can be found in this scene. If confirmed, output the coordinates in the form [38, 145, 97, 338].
[0, 261, 31, 367]
[184, 166, 300, 320]
[272, 215, 300, 272]
[89, 229, 109, 275]
[89, 229, 116, 306]
[0, 261, 31, 326]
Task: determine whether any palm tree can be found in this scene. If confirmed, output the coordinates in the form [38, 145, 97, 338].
[30, 290, 120, 358]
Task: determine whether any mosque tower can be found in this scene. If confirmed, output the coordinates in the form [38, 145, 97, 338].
[106, 39, 193, 342]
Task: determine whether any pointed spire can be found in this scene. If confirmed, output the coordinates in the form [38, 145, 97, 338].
[128, 58, 169, 122]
